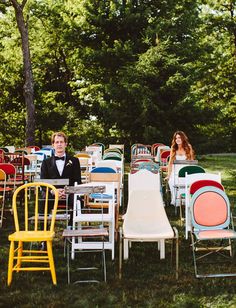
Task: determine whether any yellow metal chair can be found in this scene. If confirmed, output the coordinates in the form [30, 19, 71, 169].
[7, 182, 59, 286]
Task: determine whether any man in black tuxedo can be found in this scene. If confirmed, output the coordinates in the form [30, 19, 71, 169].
[40, 131, 81, 226]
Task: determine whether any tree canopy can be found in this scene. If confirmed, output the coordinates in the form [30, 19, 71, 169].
[0, 0, 235, 153]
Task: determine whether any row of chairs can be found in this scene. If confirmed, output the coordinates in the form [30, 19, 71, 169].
[7, 142, 125, 285]
[129, 143, 236, 279]
[168, 158, 236, 278]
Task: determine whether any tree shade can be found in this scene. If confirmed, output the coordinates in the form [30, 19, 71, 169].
[0, 0, 235, 153]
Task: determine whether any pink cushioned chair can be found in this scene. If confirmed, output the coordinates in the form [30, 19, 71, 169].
[190, 186, 236, 278]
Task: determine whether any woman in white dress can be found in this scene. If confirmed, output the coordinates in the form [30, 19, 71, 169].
[165, 131, 195, 205]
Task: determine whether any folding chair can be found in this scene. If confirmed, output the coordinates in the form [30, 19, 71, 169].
[184, 172, 222, 238]
[86, 171, 120, 252]
[190, 186, 236, 278]
[173, 164, 204, 212]
[63, 183, 112, 282]
[63, 183, 108, 284]
[0, 163, 17, 203]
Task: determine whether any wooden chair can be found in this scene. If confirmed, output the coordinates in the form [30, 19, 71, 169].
[7, 182, 59, 285]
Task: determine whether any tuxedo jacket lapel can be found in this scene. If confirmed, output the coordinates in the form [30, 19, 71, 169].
[52, 156, 61, 177]
[61, 156, 70, 177]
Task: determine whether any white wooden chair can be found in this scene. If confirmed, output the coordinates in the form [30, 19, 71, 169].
[71, 181, 116, 260]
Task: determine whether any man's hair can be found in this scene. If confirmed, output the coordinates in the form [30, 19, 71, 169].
[51, 132, 68, 144]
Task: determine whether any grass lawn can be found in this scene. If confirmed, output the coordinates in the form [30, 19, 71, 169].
[0, 155, 236, 307]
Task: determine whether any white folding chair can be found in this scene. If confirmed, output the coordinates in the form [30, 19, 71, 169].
[71, 182, 116, 260]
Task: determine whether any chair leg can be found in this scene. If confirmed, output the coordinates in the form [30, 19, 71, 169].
[16, 241, 23, 271]
[8, 241, 15, 286]
[124, 239, 129, 260]
[190, 232, 199, 277]
[176, 236, 179, 280]
[102, 238, 107, 282]
[119, 228, 122, 279]
[115, 205, 119, 241]
[46, 241, 57, 285]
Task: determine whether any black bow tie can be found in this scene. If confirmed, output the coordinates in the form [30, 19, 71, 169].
[55, 156, 65, 161]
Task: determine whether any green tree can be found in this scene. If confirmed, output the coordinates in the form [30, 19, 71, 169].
[10, 0, 35, 145]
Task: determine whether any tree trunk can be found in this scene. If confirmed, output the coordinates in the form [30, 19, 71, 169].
[10, 0, 35, 145]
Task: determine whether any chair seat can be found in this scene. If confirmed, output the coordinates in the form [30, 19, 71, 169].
[9, 230, 55, 242]
[63, 228, 108, 238]
[124, 227, 174, 239]
[195, 229, 236, 240]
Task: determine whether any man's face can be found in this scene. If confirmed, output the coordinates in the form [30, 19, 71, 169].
[53, 135, 67, 156]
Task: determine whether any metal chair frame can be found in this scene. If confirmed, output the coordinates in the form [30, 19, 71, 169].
[190, 186, 236, 278]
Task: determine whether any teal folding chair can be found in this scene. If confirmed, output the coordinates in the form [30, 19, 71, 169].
[190, 186, 236, 278]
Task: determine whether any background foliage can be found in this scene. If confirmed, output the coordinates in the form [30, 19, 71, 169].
[0, 0, 235, 153]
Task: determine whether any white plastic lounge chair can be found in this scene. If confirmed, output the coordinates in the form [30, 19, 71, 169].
[128, 169, 161, 198]
[119, 189, 179, 279]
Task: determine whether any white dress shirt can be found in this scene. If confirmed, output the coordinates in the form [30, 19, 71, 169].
[55, 155, 66, 176]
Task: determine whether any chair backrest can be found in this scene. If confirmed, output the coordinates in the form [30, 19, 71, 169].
[91, 143, 105, 154]
[151, 143, 165, 156]
[0, 163, 16, 177]
[185, 172, 221, 185]
[78, 157, 92, 183]
[123, 190, 173, 236]
[131, 144, 151, 156]
[14, 149, 29, 155]
[160, 150, 171, 166]
[109, 144, 124, 153]
[25, 154, 38, 165]
[155, 145, 170, 160]
[89, 172, 120, 184]
[4, 146, 14, 153]
[27, 145, 41, 152]
[190, 186, 230, 230]
[0, 147, 9, 153]
[160, 149, 170, 159]
[179, 165, 205, 178]
[137, 161, 159, 174]
[0, 169, 6, 200]
[0, 169, 6, 181]
[75, 153, 92, 159]
[190, 180, 224, 195]
[128, 169, 160, 194]
[96, 160, 117, 172]
[104, 148, 123, 155]
[91, 167, 116, 173]
[12, 182, 59, 232]
[103, 151, 122, 159]
[38, 148, 53, 157]
[89, 172, 121, 206]
[103, 155, 122, 161]
[132, 158, 152, 164]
